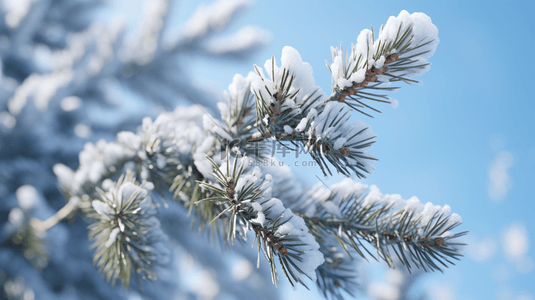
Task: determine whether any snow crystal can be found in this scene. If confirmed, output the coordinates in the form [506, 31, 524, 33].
[311, 116, 377, 174]
[54, 164, 76, 192]
[203, 114, 233, 141]
[120, 0, 168, 64]
[376, 10, 413, 49]
[330, 27, 378, 89]
[404, 196, 422, 212]
[117, 131, 142, 150]
[334, 252, 345, 260]
[250, 66, 275, 105]
[217, 101, 229, 121]
[251, 212, 266, 226]
[386, 194, 465, 240]
[448, 213, 462, 225]
[88, 161, 105, 184]
[295, 234, 325, 283]
[69, 196, 80, 206]
[313, 102, 351, 139]
[331, 178, 368, 194]
[140, 167, 149, 181]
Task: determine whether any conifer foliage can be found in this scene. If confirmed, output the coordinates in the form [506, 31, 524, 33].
[0, 1, 466, 299]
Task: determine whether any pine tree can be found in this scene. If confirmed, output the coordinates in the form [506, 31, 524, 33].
[0, 1, 466, 299]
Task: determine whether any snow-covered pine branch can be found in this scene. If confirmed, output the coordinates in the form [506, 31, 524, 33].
[328, 10, 439, 114]
[199, 150, 324, 289]
[88, 172, 169, 287]
[16, 6, 466, 299]
[293, 179, 466, 270]
[249, 10, 439, 177]
[249, 47, 377, 177]
[204, 72, 270, 159]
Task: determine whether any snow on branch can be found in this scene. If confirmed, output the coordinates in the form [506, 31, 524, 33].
[246, 11, 440, 178]
[53, 106, 213, 206]
[198, 149, 324, 289]
[249, 46, 377, 177]
[38, 7, 466, 299]
[327, 10, 439, 116]
[88, 172, 169, 287]
[292, 179, 466, 277]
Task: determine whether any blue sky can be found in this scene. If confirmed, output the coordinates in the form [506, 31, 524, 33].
[100, 1, 535, 299]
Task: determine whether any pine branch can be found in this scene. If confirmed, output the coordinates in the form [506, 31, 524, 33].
[53, 139, 137, 213]
[206, 73, 271, 159]
[88, 171, 169, 288]
[249, 48, 378, 177]
[327, 10, 439, 116]
[42, 8, 466, 299]
[197, 149, 324, 288]
[315, 240, 359, 300]
[292, 179, 466, 281]
[30, 196, 80, 232]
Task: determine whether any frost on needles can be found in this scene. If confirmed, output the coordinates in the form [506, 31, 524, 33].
[49, 10, 466, 299]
